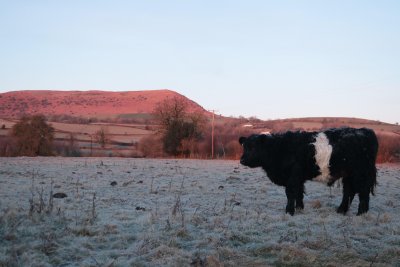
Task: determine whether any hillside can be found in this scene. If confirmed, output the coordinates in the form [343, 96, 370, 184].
[0, 90, 207, 119]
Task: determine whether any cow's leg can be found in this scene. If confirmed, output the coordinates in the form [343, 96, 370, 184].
[357, 168, 376, 215]
[357, 189, 370, 215]
[337, 179, 354, 215]
[285, 186, 296, 216]
[286, 167, 302, 215]
[295, 183, 305, 210]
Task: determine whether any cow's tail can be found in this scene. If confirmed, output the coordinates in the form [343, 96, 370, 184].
[370, 165, 377, 196]
[365, 128, 379, 195]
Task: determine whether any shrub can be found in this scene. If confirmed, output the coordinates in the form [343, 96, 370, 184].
[94, 127, 109, 148]
[11, 115, 55, 156]
[0, 136, 16, 156]
[139, 135, 164, 157]
[376, 132, 400, 163]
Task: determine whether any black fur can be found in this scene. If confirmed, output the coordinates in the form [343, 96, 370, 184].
[239, 128, 378, 216]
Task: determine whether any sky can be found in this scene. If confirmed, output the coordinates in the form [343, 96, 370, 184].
[1, 1, 399, 123]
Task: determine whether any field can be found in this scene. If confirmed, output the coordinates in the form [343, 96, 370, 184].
[1, 158, 400, 266]
[0, 119, 154, 157]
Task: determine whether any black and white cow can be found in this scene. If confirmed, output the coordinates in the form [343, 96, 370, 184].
[239, 127, 378, 216]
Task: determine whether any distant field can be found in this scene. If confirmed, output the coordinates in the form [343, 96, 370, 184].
[1, 158, 399, 266]
[0, 118, 155, 156]
[0, 118, 15, 129]
[49, 122, 153, 136]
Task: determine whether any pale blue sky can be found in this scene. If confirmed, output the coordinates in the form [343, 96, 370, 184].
[1, 1, 399, 123]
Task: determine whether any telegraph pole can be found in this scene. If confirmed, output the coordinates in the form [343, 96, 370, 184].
[208, 110, 218, 159]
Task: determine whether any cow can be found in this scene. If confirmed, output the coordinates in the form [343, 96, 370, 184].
[239, 127, 378, 216]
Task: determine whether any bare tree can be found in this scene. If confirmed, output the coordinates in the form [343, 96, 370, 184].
[154, 96, 187, 128]
[153, 97, 206, 156]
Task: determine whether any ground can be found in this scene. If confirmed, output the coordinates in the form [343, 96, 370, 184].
[0, 158, 399, 266]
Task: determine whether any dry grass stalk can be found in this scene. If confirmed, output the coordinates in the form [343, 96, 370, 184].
[172, 195, 182, 218]
[91, 192, 97, 224]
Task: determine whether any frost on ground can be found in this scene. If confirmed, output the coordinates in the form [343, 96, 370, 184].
[0, 158, 400, 267]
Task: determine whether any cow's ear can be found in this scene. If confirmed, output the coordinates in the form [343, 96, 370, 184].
[239, 137, 246, 145]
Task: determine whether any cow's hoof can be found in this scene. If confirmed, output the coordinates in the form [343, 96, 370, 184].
[296, 202, 304, 210]
[356, 209, 368, 216]
[286, 207, 295, 216]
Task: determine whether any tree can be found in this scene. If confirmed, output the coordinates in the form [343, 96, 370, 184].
[154, 97, 206, 156]
[94, 127, 108, 148]
[11, 114, 54, 156]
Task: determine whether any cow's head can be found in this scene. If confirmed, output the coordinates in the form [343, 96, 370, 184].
[239, 134, 269, 168]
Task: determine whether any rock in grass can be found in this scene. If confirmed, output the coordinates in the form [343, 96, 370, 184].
[53, 192, 67, 198]
[190, 256, 206, 266]
[110, 181, 117, 186]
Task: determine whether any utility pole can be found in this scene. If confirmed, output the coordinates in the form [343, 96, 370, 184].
[208, 110, 218, 159]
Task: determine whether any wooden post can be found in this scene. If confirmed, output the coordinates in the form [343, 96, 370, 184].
[208, 110, 217, 159]
[212, 111, 215, 159]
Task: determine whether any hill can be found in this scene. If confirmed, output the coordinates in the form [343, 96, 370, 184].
[0, 89, 207, 119]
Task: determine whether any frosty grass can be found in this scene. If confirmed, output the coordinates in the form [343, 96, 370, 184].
[1, 157, 400, 266]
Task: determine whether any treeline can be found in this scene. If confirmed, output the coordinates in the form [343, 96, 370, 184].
[139, 120, 253, 159]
